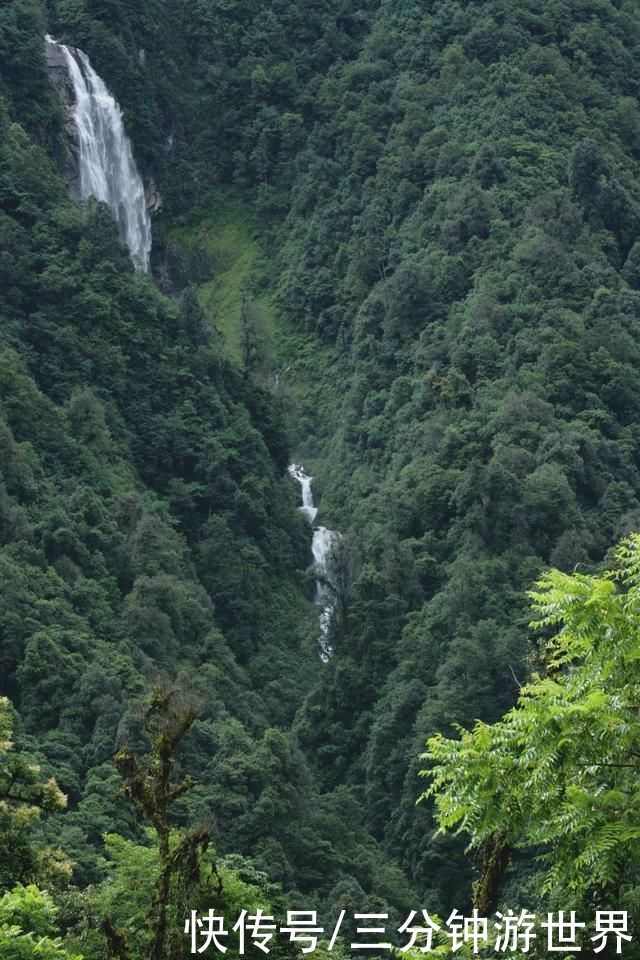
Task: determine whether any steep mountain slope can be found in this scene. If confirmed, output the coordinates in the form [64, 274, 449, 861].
[0, 0, 414, 920]
[4, 0, 640, 934]
[278, 0, 640, 906]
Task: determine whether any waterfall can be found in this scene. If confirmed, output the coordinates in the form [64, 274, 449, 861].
[289, 464, 339, 660]
[45, 35, 152, 271]
[289, 463, 317, 524]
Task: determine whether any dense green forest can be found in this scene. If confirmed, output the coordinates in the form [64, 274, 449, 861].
[2, 0, 640, 956]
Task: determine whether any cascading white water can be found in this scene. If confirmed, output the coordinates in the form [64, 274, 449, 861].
[312, 525, 339, 648]
[45, 35, 152, 271]
[289, 463, 318, 524]
[289, 464, 339, 660]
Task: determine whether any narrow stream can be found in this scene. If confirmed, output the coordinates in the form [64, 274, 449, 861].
[289, 464, 339, 661]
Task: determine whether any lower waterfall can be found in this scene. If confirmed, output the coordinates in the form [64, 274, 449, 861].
[45, 35, 152, 271]
[289, 464, 339, 661]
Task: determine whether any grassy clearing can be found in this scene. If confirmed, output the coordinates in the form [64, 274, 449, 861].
[162, 190, 277, 361]
[160, 188, 336, 453]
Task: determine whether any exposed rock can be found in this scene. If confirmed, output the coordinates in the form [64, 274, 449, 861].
[45, 38, 76, 110]
[45, 40, 69, 71]
[151, 236, 214, 295]
[45, 37, 81, 193]
[146, 176, 163, 216]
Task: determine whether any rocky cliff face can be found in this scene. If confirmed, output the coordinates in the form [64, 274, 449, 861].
[45, 38, 81, 192]
[44, 37, 162, 220]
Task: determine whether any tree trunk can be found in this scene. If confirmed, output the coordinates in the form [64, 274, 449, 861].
[152, 831, 171, 960]
[473, 830, 512, 915]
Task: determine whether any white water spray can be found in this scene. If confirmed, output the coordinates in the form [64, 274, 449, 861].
[289, 463, 317, 524]
[45, 35, 152, 271]
[289, 464, 339, 660]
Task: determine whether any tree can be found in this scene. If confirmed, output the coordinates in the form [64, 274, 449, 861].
[623, 239, 640, 290]
[322, 533, 359, 642]
[0, 884, 81, 959]
[239, 291, 266, 380]
[0, 697, 68, 893]
[568, 139, 610, 209]
[421, 534, 640, 915]
[0, 699, 73, 956]
[113, 683, 214, 960]
[178, 285, 209, 346]
[470, 144, 505, 189]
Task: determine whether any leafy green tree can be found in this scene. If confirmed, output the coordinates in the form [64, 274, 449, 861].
[178, 286, 209, 347]
[0, 884, 81, 960]
[422, 534, 640, 917]
[240, 291, 267, 380]
[0, 697, 68, 892]
[622, 239, 640, 290]
[568, 139, 611, 209]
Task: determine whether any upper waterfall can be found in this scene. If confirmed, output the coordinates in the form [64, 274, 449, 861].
[45, 35, 152, 271]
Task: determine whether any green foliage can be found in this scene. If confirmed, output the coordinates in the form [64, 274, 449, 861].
[0, 884, 81, 959]
[3, 0, 640, 935]
[0, 0, 61, 144]
[423, 533, 640, 916]
[257, 0, 640, 907]
[112, 684, 210, 960]
[67, 833, 295, 960]
[0, 0, 413, 923]
[0, 697, 68, 893]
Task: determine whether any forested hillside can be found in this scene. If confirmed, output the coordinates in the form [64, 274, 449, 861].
[2, 0, 640, 956]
